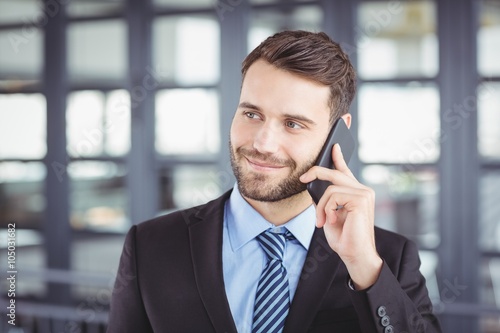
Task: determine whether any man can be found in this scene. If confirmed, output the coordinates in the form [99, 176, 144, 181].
[108, 30, 441, 333]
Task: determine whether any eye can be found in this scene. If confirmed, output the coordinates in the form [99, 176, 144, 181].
[245, 112, 261, 120]
[285, 120, 303, 129]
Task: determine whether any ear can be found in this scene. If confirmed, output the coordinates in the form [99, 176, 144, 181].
[341, 113, 352, 129]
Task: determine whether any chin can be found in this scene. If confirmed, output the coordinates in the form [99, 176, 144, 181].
[237, 176, 307, 203]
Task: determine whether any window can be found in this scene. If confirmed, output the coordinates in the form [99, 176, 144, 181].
[67, 90, 131, 157]
[357, 1, 438, 79]
[356, 1, 440, 253]
[0, 28, 43, 82]
[478, 0, 500, 77]
[356, 2, 441, 318]
[249, 4, 322, 50]
[153, 16, 220, 85]
[478, 3, 500, 328]
[358, 83, 439, 164]
[69, 161, 128, 232]
[68, 20, 127, 83]
[0, 93, 46, 159]
[155, 88, 220, 155]
[0, 162, 46, 228]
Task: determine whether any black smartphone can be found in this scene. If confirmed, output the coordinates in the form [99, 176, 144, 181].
[306, 117, 356, 204]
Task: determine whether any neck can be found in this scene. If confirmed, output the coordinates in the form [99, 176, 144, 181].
[243, 190, 314, 226]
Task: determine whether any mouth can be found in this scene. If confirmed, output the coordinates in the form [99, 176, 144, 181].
[245, 157, 287, 171]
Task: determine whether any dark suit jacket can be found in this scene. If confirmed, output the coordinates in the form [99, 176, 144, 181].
[108, 190, 441, 333]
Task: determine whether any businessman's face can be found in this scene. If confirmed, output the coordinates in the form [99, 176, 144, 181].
[230, 59, 332, 202]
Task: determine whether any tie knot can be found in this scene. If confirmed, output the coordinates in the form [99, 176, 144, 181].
[256, 229, 294, 261]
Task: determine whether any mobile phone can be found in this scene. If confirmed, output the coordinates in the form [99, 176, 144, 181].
[306, 117, 356, 204]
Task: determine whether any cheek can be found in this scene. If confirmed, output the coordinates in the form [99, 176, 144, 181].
[230, 119, 254, 147]
[229, 119, 241, 145]
[292, 138, 324, 164]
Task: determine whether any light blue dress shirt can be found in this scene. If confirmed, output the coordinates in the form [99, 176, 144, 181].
[222, 185, 316, 333]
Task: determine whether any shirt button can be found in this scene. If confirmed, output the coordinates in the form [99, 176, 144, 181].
[377, 306, 387, 317]
[384, 325, 394, 333]
[381, 315, 390, 327]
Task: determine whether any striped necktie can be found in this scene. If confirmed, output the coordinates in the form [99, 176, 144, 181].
[252, 229, 294, 333]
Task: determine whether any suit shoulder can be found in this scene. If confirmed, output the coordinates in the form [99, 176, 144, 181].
[133, 205, 203, 238]
[374, 226, 410, 246]
[374, 226, 419, 265]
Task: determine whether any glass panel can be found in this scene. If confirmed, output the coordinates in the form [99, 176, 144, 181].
[155, 89, 220, 155]
[154, 0, 213, 8]
[0, 239, 46, 298]
[250, 0, 315, 3]
[357, 1, 438, 79]
[71, 234, 126, 299]
[69, 161, 128, 232]
[0, 93, 46, 159]
[478, 0, 500, 76]
[362, 165, 439, 249]
[479, 258, 500, 333]
[478, 83, 500, 160]
[104, 89, 131, 156]
[0, 164, 46, 299]
[0, 28, 43, 80]
[67, 91, 104, 156]
[479, 171, 500, 251]
[68, 20, 127, 82]
[480, 258, 500, 307]
[480, 315, 500, 333]
[0, 244, 47, 298]
[0, 0, 42, 24]
[249, 6, 323, 51]
[0, 162, 46, 229]
[159, 165, 224, 212]
[419, 250, 440, 303]
[153, 15, 219, 85]
[67, 0, 124, 17]
[67, 90, 130, 157]
[358, 83, 440, 163]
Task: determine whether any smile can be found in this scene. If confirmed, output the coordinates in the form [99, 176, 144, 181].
[245, 157, 287, 171]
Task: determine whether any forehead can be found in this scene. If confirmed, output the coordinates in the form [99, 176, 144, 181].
[240, 60, 331, 122]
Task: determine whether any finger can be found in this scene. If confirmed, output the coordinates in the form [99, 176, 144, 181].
[326, 202, 348, 225]
[324, 203, 348, 229]
[323, 207, 347, 248]
[300, 166, 360, 188]
[332, 144, 355, 178]
[315, 186, 347, 227]
[316, 195, 347, 249]
[316, 185, 370, 224]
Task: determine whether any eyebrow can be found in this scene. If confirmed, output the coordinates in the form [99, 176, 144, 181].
[238, 101, 261, 111]
[238, 101, 318, 126]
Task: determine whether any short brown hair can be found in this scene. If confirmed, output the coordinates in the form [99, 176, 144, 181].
[242, 30, 356, 123]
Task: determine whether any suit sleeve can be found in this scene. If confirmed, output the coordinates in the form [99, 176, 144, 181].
[348, 239, 442, 333]
[107, 226, 154, 333]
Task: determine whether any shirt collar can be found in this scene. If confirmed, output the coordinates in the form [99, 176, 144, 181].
[225, 184, 316, 252]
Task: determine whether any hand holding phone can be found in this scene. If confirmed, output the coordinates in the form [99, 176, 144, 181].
[303, 118, 382, 290]
[306, 118, 356, 204]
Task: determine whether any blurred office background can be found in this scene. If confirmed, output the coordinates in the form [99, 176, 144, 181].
[0, 0, 499, 332]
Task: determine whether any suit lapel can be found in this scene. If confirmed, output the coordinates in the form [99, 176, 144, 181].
[186, 191, 342, 333]
[284, 227, 343, 333]
[187, 191, 238, 333]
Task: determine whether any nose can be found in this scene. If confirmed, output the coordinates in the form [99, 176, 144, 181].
[253, 123, 280, 154]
